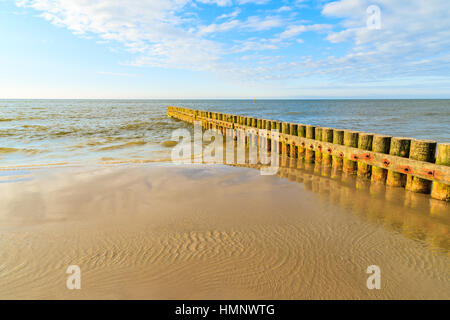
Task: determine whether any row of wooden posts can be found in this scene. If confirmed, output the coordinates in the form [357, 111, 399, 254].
[167, 106, 450, 202]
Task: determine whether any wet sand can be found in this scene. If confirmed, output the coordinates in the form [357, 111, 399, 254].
[0, 163, 448, 299]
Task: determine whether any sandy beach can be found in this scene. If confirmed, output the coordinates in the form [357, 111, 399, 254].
[0, 163, 448, 299]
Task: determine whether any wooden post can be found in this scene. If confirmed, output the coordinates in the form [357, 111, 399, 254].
[321, 128, 333, 167]
[314, 127, 322, 163]
[343, 130, 359, 174]
[305, 125, 315, 163]
[405, 139, 437, 194]
[331, 129, 344, 178]
[431, 143, 449, 201]
[290, 123, 298, 158]
[270, 120, 278, 154]
[386, 138, 411, 187]
[297, 124, 306, 160]
[265, 120, 271, 152]
[281, 122, 289, 155]
[357, 132, 374, 179]
[276, 121, 282, 154]
[371, 135, 391, 183]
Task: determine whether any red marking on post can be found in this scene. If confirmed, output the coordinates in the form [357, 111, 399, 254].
[351, 154, 359, 161]
[382, 159, 391, 167]
[292, 141, 296, 146]
[301, 142, 305, 147]
[362, 153, 373, 161]
[339, 152, 344, 158]
[422, 169, 435, 178]
[398, 165, 412, 174]
[309, 144, 314, 150]
[318, 145, 322, 151]
[327, 148, 332, 154]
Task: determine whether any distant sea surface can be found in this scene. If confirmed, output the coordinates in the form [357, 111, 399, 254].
[1, 99, 449, 168]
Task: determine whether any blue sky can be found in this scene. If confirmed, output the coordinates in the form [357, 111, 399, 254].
[1, 0, 450, 98]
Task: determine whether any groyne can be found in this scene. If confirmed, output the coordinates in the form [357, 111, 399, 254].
[167, 106, 450, 202]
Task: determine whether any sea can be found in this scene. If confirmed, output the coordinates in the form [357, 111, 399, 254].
[1, 99, 449, 168]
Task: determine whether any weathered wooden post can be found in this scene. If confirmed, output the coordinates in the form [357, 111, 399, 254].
[386, 138, 411, 187]
[331, 129, 344, 179]
[320, 128, 333, 177]
[431, 143, 449, 201]
[290, 123, 298, 158]
[297, 124, 306, 160]
[281, 122, 289, 156]
[405, 139, 437, 194]
[305, 125, 315, 163]
[343, 130, 359, 174]
[371, 135, 392, 184]
[314, 127, 323, 163]
[357, 132, 374, 179]
[321, 128, 333, 167]
[276, 121, 282, 154]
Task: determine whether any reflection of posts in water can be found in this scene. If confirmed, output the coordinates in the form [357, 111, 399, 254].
[260, 130, 280, 176]
[236, 128, 246, 164]
[369, 181, 386, 198]
[429, 199, 449, 219]
[321, 165, 331, 178]
[227, 153, 448, 254]
[426, 222, 449, 254]
[404, 191, 429, 210]
[203, 129, 223, 164]
[225, 128, 235, 165]
[356, 176, 371, 192]
[314, 158, 322, 175]
[328, 180, 342, 204]
[247, 130, 257, 165]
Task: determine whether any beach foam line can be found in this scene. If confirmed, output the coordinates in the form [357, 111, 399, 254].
[0, 162, 69, 171]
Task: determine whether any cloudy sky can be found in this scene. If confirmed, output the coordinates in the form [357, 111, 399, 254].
[1, 0, 449, 98]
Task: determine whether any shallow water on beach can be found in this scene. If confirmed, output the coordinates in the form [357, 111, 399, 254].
[0, 164, 448, 299]
[1, 99, 449, 168]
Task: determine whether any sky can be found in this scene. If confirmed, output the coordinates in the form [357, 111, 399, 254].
[1, 0, 450, 99]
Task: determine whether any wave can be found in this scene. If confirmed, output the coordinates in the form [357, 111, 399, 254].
[0, 148, 41, 155]
[98, 140, 147, 151]
[161, 140, 178, 148]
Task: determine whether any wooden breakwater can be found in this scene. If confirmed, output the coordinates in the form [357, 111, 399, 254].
[167, 106, 450, 202]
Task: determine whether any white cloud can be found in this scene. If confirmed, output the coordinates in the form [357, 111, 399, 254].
[14, 0, 450, 86]
[279, 24, 332, 39]
[319, 0, 450, 79]
[16, 0, 222, 70]
[217, 8, 241, 20]
[198, 15, 285, 35]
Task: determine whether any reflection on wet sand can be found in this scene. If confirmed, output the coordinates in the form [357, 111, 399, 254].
[233, 155, 449, 255]
[0, 163, 448, 300]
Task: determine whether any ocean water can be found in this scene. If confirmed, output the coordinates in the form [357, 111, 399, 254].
[0, 99, 449, 168]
